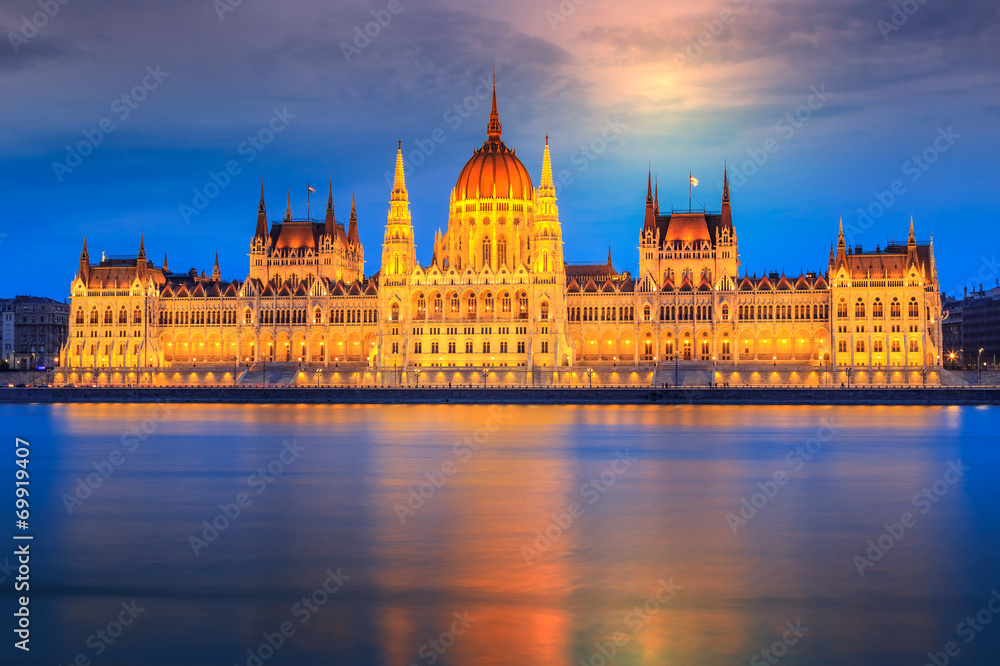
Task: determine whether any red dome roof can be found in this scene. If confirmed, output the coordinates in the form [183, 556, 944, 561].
[455, 140, 534, 202]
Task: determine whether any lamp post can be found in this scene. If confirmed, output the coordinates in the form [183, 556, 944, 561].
[978, 348, 984, 385]
[414, 367, 422, 388]
[846, 365, 853, 389]
[712, 355, 717, 387]
[480, 367, 489, 388]
[586, 367, 594, 389]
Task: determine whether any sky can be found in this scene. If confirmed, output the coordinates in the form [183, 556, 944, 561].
[0, 0, 997, 299]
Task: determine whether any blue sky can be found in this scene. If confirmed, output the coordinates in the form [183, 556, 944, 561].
[1, 0, 997, 299]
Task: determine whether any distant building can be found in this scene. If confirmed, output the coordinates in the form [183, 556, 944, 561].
[0, 298, 13, 368]
[12, 296, 69, 370]
[942, 283, 1000, 368]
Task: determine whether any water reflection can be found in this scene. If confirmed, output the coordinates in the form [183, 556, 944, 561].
[4, 404, 998, 665]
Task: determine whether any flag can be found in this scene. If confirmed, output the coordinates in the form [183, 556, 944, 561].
[689, 176, 699, 187]
[307, 185, 316, 193]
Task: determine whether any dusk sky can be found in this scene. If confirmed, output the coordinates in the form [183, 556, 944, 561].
[1, 0, 997, 299]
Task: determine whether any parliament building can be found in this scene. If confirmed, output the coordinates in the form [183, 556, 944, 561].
[59, 84, 944, 386]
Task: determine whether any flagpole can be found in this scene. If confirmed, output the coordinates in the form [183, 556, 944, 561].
[689, 171, 692, 212]
[307, 182, 311, 221]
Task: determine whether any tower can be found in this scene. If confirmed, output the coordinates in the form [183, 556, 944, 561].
[381, 142, 416, 279]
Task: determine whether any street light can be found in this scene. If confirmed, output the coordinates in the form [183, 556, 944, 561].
[586, 367, 595, 389]
[979, 348, 984, 385]
[414, 367, 422, 388]
[480, 367, 489, 388]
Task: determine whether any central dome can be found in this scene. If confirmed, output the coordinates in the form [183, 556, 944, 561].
[454, 81, 534, 202]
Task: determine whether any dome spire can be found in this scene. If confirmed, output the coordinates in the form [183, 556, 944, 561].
[487, 69, 502, 142]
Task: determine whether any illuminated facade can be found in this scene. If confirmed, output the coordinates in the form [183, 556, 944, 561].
[59, 83, 943, 384]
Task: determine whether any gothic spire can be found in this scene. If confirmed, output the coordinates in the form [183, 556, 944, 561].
[908, 216, 916, 245]
[487, 70, 502, 142]
[643, 167, 656, 233]
[723, 163, 730, 204]
[80, 235, 89, 260]
[607, 244, 613, 266]
[212, 252, 220, 281]
[391, 140, 408, 202]
[138, 234, 146, 260]
[163, 251, 169, 273]
[284, 191, 292, 222]
[654, 178, 659, 215]
[348, 191, 359, 247]
[255, 182, 268, 239]
[324, 180, 337, 237]
[539, 134, 555, 198]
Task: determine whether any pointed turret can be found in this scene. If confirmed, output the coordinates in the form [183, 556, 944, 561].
[78, 236, 91, 284]
[720, 164, 733, 232]
[487, 70, 502, 142]
[391, 140, 408, 202]
[908, 216, 916, 246]
[539, 134, 555, 198]
[284, 191, 292, 222]
[643, 168, 656, 233]
[212, 252, 220, 281]
[138, 235, 146, 261]
[324, 180, 337, 237]
[607, 245, 613, 266]
[654, 179, 660, 215]
[163, 251, 169, 273]
[255, 183, 268, 239]
[348, 191, 359, 247]
[835, 217, 847, 266]
[136, 235, 148, 279]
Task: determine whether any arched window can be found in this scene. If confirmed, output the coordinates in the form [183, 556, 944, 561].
[908, 297, 919, 318]
[501, 294, 511, 313]
[541, 251, 549, 272]
[244, 308, 253, 325]
[482, 237, 492, 267]
[134, 306, 142, 324]
[314, 308, 322, 324]
[643, 305, 651, 321]
[909, 339, 919, 353]
[76, 308, 84, 325]
[433, 295, 443, 314]
[856, 340, 866, 353]
[497, 236, 507, 267]
[721, 304, 729, 321]
[891, 339, 901, 353]
[484, 292, 494, 313]
[540, 301, 549, 320]
[467, 295, 477, 314]
[837, 299, 848, 319]
[855, 298, 865, 318]
[872, 299, 883, 318]
[890, 298, 901, 318]
[450, 294, 460, 312]
[391, 303, 399, 321]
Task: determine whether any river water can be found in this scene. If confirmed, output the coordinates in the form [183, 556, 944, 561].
[2, 403, 999, 665]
